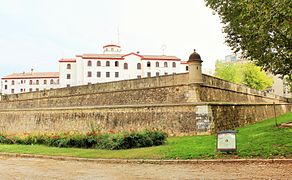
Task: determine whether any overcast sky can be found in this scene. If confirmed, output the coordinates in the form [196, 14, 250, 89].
[0, 0, 232, 77]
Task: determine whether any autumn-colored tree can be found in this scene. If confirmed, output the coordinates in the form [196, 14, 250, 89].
[215, 61, 273, 90]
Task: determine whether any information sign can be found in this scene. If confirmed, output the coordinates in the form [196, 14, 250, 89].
[217, 130, 237, 152]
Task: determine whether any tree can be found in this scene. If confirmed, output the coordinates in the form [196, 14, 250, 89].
[205, 0, 292, 84]
[215, 61, 273, 90]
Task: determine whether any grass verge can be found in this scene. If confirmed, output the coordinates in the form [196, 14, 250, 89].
[0, 112, 291, 159]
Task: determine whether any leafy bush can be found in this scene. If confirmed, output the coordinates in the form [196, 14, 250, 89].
[0, 130, 167, 150]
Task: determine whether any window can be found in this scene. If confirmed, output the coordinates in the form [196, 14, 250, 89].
[50, 79, 54, 84]
[66, 84, 70, 88]
[164, 72, 168, 75]
[67, 74, 71, 79]
[36, 88, 39, 91]
[147, 72, 151, 77]
[115, 72, 119, 78]
[97, 71, 101, 77]
[29, 80, 33, 85]
[11, 80, 15, 85]
[106, 72, 110, 78]
[106, 61, 110, 66]
[147, 61, 151, 67]
[172, 62, 176, 68]
[5, 80, 7, 83]
[20, 89, 23, 92]
[29, 88, 32, 92]
[36, 80, 39, 85]
[67, 64, 71, 69]
[97, 61, 101, 66]
[137, 75, 141, 79]
[164, 62, 168, 67]
[186, 66, 189, 71]
[137, 63, 141, 70]
[156, 62, 159, 67]
[88, 71, 92, 77]
[115, 61, 119, 67]
[4, 85, 7, 90]
[11, 89, 14, 94]
[44, 80, 47, 84]
[21, 80, 23, 84]
[124, 63, 128, 69]
[88, 61, 92, 67]
[156, 72, 159, 77]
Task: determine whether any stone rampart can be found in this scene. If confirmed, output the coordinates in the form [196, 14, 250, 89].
[0, 72, 291, 135]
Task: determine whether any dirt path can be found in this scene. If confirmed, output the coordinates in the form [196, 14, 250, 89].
[0, 156, 291, 180]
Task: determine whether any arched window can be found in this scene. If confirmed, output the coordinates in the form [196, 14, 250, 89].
[50, 79, 54, 84]
[115, 61, 119, 67]
[97, 61, 101, 66]
[88, 61, 92, 67]
[147, 61, 151, 67]
[67, 64, 71, 69]
[124, 63, 128, 69]
[44, 80, 47, 84]
[106, 61, 110, 66]
[137, 63, 141, 70]
[172, 62, 176, 68]
[164, 62, 168, 67]
[156, 62, 159, 67]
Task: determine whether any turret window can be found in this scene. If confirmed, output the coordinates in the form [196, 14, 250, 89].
[67, 64, 71, 69]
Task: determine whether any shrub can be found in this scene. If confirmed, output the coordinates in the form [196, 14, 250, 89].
[0, 130, 167, 150]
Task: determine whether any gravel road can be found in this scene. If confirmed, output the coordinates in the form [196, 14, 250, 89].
[0, 156, 291, 180]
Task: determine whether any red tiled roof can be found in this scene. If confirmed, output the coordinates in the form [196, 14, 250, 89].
[79, 53, 181, 61]
[103, 44, 121, 48]
[59, 58, 76, 63]
[2, 72, 59, 79]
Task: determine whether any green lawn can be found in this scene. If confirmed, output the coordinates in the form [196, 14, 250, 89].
[0, 112, 291, 159]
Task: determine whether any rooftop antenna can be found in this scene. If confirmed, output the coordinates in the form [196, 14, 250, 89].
[117, 26, 120, 45]
[161, 44, 167, 55]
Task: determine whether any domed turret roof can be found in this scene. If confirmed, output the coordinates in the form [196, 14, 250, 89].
[188, 49, 202, 62]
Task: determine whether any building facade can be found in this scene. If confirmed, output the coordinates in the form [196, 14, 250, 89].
[1, 71, 59, 95]
[59, 44, 188, 88]
[1, 44, 188, 94]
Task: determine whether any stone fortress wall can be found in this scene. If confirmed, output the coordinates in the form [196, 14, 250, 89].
[0, 56, 291, 135]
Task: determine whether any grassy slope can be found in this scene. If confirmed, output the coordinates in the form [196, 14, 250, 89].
[0, 112, 291, 159]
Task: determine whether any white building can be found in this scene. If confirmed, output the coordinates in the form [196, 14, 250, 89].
[59, 44, 188, 88]
[1, 71, 59, 95]
[1, 44, 189, 94]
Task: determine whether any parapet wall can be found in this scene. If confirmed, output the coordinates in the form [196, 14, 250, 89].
[200, 74, 287, 103]
[0, 72, 290, 135]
